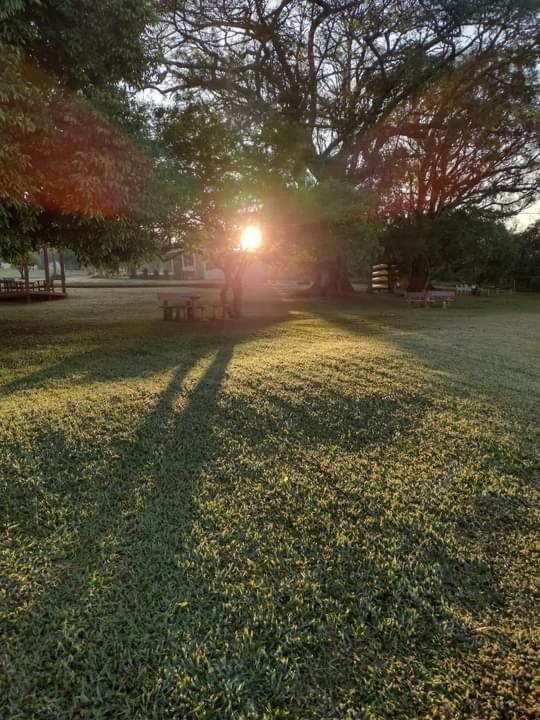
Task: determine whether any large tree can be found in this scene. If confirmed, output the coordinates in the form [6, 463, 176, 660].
[157, 102, 286, 315]
[0, 1, 164, 269]
[152, 0, 539, 288]
[155, 1, 538, 181]
[370, 47, 539, 287]
[1, 0, 157, 90]
[375, 54, 539, 219]
[379, 208, 522, 288]
[157, 100, 378, 302]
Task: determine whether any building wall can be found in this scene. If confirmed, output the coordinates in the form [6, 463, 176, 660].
[172, 252, 201, 279]
[138, 253, 225, 281]
[137, 258, 175, 276]
[202, 259, 224, 281]
[173, 253, 224, 281]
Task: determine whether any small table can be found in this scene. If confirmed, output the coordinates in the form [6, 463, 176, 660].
[158, 293, 201, 321]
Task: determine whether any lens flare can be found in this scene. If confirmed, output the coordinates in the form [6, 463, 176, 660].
[240, 225, 262, 252]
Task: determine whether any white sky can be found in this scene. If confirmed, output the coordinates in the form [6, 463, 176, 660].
[513, 198, 540, 230]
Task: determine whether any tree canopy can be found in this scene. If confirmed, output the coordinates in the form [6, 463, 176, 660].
[155, 1, 539, 199]
[150, 0, 539, 287]
[0, 0, 164, 268]
[1, 0, 539, 279]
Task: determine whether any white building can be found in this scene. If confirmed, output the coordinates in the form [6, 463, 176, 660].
[136, 250, 224, 281]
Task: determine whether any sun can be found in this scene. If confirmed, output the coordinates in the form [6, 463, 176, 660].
[240, 225, 262, 252]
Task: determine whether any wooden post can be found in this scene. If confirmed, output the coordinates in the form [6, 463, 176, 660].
[59, 251, 66, 294]
[43, 247, 50, 288]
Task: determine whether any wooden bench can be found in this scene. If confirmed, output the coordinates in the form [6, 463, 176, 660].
[428, 290, 456, 308]
[158, 293, 237, 321]
[406, 290, 456, 308]
[406, 292, 430, 307]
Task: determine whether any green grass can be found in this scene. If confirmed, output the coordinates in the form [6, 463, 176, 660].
[1, 288, 539, 719]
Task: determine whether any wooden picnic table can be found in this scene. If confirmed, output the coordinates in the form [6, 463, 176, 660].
[158, 292, 201, 321]
[405, 289, 456, 308]
[157, 292, 234, 321]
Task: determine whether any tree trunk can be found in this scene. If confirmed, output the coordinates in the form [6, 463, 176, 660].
[308, 257, 354, 297]
[309, 261, 325, 296]
[407, 255, 432, 292]
[23, 262, 30, 302]
[59, 251, 66, 294]
[231, 269, 243, 318]
[221, 264, 244, 318]
[51, 249, 58, 275]
[334, 255, 355, 295]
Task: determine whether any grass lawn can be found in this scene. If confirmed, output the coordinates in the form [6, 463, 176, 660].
[1, 288, 539, 719]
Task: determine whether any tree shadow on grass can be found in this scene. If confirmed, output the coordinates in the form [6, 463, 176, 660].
[310, 298, 540, 405]
[253, 302, 536, 716]
[108, 383, 508, 719]
[249, 383, 424, 454]
[1, 328, 481, 719]
[0, 313, 287, 568]
[123, 382, 510, 718]
[2, 342, 235, 718]
[0, 315, 283, 397]
[2, 302, 536, 719]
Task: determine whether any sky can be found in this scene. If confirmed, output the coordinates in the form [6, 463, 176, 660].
[514, 199, 540, 230]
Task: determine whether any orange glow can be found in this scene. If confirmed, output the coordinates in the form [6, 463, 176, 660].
[0, 49, 151, 217]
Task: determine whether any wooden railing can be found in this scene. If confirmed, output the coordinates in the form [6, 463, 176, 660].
[0, 278, 59, 293]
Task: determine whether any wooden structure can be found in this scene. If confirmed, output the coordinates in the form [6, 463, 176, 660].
[406, 289, 456, 308]
[158, 292, 203, 321]
[370, 263, 400, 293]
[0, 248, 67, 303]
[158, 293, 232, 321]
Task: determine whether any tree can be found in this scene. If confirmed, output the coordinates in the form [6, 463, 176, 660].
[369, 47, 539, 287]
[262, 178, 378, 295]
[376, 19, 540, 290]
[1, 0, 158, 91]
[156, 1, 537, 180]
[0, 1, 164, 269]
[377, 56, 538, 213]
[157, 103, 264, 315]
[514, 220, 540, 289]
[158, 101, 378, 304]
[379, 208, 521, 288]
[152, 1, 539, 289]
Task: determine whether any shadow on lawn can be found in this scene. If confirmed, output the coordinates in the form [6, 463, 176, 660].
[0, 315, 282, 396]
[3, 302, 535, 718]
[3, 341, 236, 716]
[310, 298, 540, 404]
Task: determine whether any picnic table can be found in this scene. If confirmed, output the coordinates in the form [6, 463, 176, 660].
[405, 289, 457, 309]
[158, 292, 201, 321]
[158, 292, 234, 321]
